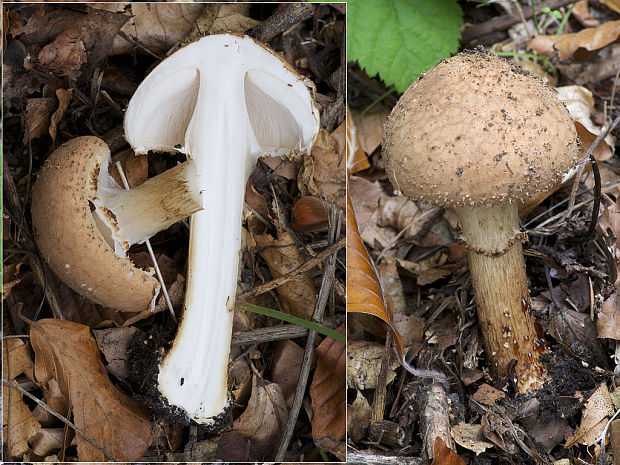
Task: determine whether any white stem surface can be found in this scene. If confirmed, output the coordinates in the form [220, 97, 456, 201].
[157, 58, 258, 423]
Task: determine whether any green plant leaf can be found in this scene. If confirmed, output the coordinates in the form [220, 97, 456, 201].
[236, 302, 346, 343]
[348, 0, 462, 93]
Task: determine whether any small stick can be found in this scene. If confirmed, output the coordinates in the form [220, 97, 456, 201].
[3, 378, 118, 462]
[372, 332, 392, 422]
[115, 161, 176, 320]
[347, 451, 425, 465]
[274, 206, 342, 461]
[248, 3, 315, 43]
[583, 154, 601, 240]
[239, 236, 345, 301]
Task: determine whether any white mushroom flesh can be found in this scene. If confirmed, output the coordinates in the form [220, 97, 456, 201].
[124, 34, 319, 424]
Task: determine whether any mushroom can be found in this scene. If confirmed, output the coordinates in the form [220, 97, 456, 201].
[31, 136, 202, 312]
[382, 50, 579, 392]
[123, 33, 319, 423]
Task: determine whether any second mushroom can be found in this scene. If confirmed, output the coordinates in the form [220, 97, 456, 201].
[382, 50, 579, 393]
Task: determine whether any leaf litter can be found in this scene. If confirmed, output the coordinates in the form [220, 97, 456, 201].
[348, 1, 620, 463]
[3, 3, 345, 462]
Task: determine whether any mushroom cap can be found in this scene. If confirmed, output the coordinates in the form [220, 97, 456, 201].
[31, 136, 160, 312]
[382, 50, 579, 207]
[124, 33, 319, 162]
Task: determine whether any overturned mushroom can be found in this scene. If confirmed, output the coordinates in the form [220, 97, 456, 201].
[124, 34, 319, 424]
[31, 136, 202, 312]
[382, 50, 579, 392]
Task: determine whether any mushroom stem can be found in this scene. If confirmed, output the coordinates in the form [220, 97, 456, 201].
[456, 203, 545, 392]
[94, 159, 202, 252]
[157, 68, 253, 424]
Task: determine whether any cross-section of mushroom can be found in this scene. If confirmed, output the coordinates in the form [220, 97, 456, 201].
[124, 33, 319, 424]
[31, 136, 202, 312]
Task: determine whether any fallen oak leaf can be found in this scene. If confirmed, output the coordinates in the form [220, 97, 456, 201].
[233, 374, 288, 459]
[27, 317, 152, 461]
[346, 188, 446, 382]
[256, 228, 317, 320]
[431, 436, 466, 465]
[529, 20, 620, 61]
[290, 196, 329, 232]
[346, 107, 370, 174]
[310, 324, 346, 460]
[2, 336, 41, 458]
[37, 27, 87, 81]
[565, 383, 614, 447]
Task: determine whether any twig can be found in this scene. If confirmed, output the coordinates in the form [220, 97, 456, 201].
[231, 315, 342, 345]
[531, 117, 620, 235]
[544, 264, 563, 310]
[372, 333, 392, 422]
[117, 30, 162, 60]
[347, 451, 425, 465]
[274, 207, 342, 461]
[524, 179, 620, 228]
[461, 0, 577, 42]
[248, 3, 315, 43]
[3, 378, 118, 462]
[583, 154, 601, 240]
[238, 236, 345, 301]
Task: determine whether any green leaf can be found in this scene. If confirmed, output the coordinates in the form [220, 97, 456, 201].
[236, 303, 346, 343]
[348, 0, 462, 93]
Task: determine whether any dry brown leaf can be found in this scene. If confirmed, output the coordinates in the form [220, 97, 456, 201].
[529, 20, 620, 61]
[37, 27, 87, 80]
[310, 325, 346, 461]
[451, 423, 495, 456]
[93, 326, 140, 379]
[2, 385, 42, 459]
[206, 4, 260, 35]
[597, 293, 620, 340]
[18, 7, 128, 83]
[290, 196, 329, 232]
[111, 149, 149, 189]
[256, 229, 317, 320]
[299, 124, 346, 209]
[601, 0, 620, 14]
[575, 44, 620, 85]
[347, 189, 430, 376]
[352, 106, 389, 156]
[566, 384, 614, 447]
[48, 88, 72, 144]
[29, 318, 152, 461]
[270, 340, 304, 408]
[347, 108, 370, 173]
[472, 383, 506, 406]
[431, 436, 466, 465]
[378, 258, 424, 347]
[24, 97, 55, 143]
[98, 3, 205, 56]
[30, 427, 64, 457]
[573, 1, 599, 28]
[2, 337, 41, 458]
[346, 340, 398, 391]
[556, 86, 615, 161]
[233, 374, 288, 459]
[347, 392, 372, 443]
[348, 175, 383, 233]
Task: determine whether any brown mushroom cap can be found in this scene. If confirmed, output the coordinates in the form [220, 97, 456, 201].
[382, 50, 579, 207]
[31, 136, 160, 312]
